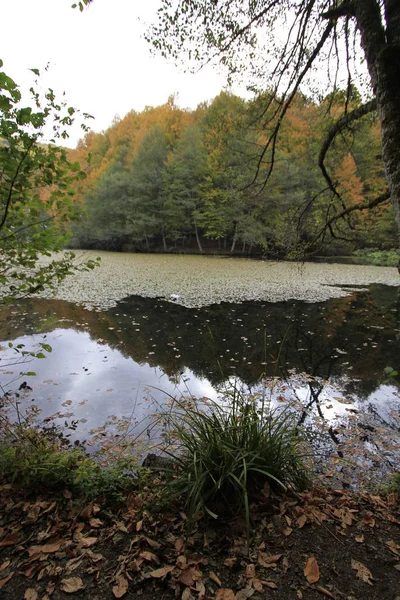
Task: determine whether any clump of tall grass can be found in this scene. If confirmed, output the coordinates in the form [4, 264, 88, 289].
[158, 390, 312, 533]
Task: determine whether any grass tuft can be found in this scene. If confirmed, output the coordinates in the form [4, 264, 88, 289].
[158, 392, 312, 534]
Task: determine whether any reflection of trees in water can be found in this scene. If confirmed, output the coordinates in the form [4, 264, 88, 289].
[0, 285, 399, 400]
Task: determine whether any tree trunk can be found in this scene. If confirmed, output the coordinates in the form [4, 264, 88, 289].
[242, 240, 246, 254]
[354, 0, 400, 241]
[230, 223, 238, 253]
[162, 226, 167, 252]
[194, 219, 203, 252]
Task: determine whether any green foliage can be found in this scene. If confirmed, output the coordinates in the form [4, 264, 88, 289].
[71, 88, 396, 257]
[0, 61, 98, 301]
[352, 248, 400, 266]
[0, 426, 135, 501]
[159, 392, 311, 535]
[387, 472, 400, 497]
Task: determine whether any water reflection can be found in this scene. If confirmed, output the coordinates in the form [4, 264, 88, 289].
[0, 284, 399, 484]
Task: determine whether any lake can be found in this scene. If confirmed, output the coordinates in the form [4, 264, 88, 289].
[1, 253, 399, 489]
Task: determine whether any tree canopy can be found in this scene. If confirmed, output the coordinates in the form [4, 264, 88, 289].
[0, 61, 98, 301]
[142, 0, 400, 251]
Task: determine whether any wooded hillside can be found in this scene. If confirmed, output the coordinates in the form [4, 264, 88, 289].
[68, 90, 396, 257]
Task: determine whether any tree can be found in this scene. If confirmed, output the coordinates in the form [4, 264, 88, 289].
[164, 126, 208, 251]
[145, 0, 400, 254]
[130, 126, 171, 250]
[0, 61, 98, 301]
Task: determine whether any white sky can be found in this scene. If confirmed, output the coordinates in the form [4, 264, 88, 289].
[1, 0, 231, 147]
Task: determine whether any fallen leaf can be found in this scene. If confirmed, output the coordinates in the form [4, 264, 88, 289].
[89, 518, 103, 529]
[136, 520, 143, 532]
[145, 537, 161, 550]
[215, 590, 235, 600]
[175, 536, 185, 553]
[245, 564, 256, 579]
[351, 559, 373, 585]
[77, 537, 98, 549]
[257, 552, 282, 568]
[315, 585, 335, 598]
[252, 578, 263, 592]
[304, 556, 320, 584]
[148, 565, 175, 579]
[224, 558, 236, 568]
[0, 560, 11, 572]
[296, 514, 307, 528]
[182, 588, 195, 600]
[355, 535, 364, 543]
[235, 586, 255, 599]
[24, 589, 38, 600]
[0, 533, 19, 547]
[60, 577, 85, 593]
[178, 568, 195, 587]
[209, 571, 222, 587]
[0, 573, 14, 589]
[112, 575, 129, 598]
[282, 526, 293, 536]
[385, 540, 399, 556]
[260, 580, 277, 589]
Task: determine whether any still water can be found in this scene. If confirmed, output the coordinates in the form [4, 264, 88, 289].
[1, 280, 399, 488]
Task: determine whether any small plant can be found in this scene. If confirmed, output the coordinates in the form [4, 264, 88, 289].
[0, 425, 136, 501]
[387, 472, 400, 500]
[158, 391, 311, 536]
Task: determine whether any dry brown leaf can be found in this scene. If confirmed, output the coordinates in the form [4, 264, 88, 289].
[0, 533, 19, 547]
[0, 573, 13, 589]
[385, 540, 399, 556]
[257, 552, 282, 568]
[224, 558, 236, 568]
[245, 564, 256, 579]
[24, 589, 38, 600]
[282, 526, 293, 536]
[304, 556, 320, 584]
[60, 577, 85, 593]
[178, 568, 195, 587]
[0, 560, 10, 572]
[315, 585, 335, 598]
[149, 565, 175, 579]
[260, 580, 278, 589]
[209, 571, 222, 587]
[78, 537, 98, 549]
[351, 559, 373, 585]
[136, 519, 143, 532]
[297, 514, 307, 528]
[235, 586, 255, 599]
[145, 537, 162, 550]
[139, 551, 159, 563]
[215, 590, 235, 600]
[89, 518, 103, 529]
[175, 537, 185, 553]
[112, 575, 129, 598]
[252, 578, 263, 592]
[181, 588, 195, 600]
[355, 535, 364, 543]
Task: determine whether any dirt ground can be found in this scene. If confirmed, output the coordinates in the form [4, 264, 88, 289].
[0, 481, 399, 600]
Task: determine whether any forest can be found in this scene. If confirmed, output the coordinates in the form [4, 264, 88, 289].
[68, 89, 397, 258]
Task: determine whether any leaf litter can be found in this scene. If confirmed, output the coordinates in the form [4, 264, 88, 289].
[0, 480, 399, 600]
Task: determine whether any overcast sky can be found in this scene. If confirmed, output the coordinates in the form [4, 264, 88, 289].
[1, 0, 233, 147]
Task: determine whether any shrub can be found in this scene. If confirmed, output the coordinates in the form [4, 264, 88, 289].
[159, 393, 311, 534]
[0, 427, 135, 501]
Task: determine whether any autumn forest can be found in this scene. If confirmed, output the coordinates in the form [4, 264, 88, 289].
[67, 89, 396, 258]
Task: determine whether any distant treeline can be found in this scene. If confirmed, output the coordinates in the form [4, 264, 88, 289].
[68, 90, 396, 257]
